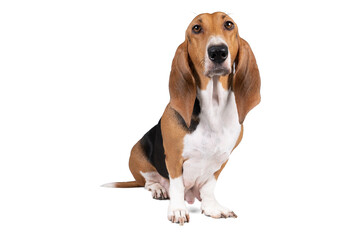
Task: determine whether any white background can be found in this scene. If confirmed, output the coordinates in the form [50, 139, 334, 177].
[1, 0, 359, 239]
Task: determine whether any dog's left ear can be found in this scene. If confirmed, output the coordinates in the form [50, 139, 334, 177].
[169, 41, 196, 127]
[233, 36, 261, 124]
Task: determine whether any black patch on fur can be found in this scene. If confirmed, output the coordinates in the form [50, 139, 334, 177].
[174, 97, 201, 133]
[139, 119, 169, 179]
[139, 98, 201, 179]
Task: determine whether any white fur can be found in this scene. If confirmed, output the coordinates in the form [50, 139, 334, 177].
[200, 176, 235, 218]
[101, 182, 115, 188]
[182, 76, 241, 205]
[141, 171, 169, 199]
[167, 176, 189, 224]
[140, 171, 169, 189]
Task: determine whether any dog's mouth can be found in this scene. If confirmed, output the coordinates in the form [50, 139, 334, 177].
[204, 66, 231, 78]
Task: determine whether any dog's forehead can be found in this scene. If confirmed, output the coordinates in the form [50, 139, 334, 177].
[188, 12, 234, 28]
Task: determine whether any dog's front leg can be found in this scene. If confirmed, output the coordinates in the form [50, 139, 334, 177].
[200, 176, 237, 219]
[167, 175, 189, 225]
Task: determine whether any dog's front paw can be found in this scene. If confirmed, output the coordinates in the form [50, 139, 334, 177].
[167, 204, 189, 225]
[201, 201, 237, 219]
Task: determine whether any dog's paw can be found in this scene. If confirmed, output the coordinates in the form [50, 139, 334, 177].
[201, 201, 237, 219]
[145, 183, 169, 200]
[167, 205, 190, 225]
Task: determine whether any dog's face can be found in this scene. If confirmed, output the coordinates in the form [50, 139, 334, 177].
[169, 12, 261, 128]
[186, 12, 238, 78]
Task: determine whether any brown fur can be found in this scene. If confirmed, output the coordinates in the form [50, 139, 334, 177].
[161, 105, 188, 179]
[169, 42, 196, 128]
[233, 38, 261, 124]
[110, 181, 143, 188]
[233, 124, 244, 151]
[214, 160, 228, 180]
[105, 142, 154, 188]
[128, 141, 155, 186]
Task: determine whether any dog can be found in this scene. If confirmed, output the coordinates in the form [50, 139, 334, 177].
[103, 12, 261, 225]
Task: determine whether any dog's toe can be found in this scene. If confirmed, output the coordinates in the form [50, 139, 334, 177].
[201, 201, 237, 219]
[146, 183, 169, 200]
[168, 208, 190, 225]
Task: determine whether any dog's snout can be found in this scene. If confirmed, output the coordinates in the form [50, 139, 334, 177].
[207, 45, 228, 64]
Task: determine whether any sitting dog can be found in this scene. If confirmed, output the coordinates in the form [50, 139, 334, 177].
[103, 12, 261, 225]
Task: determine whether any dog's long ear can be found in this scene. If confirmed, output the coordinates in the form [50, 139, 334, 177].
[233, 36, 261, 124]
[169, 41, 196, 127]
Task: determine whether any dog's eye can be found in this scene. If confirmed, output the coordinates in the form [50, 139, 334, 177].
[224, 21, 234, 30]
[192, 25, 202, 34]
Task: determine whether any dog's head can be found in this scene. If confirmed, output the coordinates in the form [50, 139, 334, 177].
[169, 12, 261, 127]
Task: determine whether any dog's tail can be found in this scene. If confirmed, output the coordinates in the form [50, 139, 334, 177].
[101, 181, 143, 188]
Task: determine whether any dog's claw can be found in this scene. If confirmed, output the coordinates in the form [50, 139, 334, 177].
[230, 211, 237, 218]
[168, 209, 189, 225]
[201, 203, 237, 219]
[147, 183, 169, 200]
[186, 213, 190, 222]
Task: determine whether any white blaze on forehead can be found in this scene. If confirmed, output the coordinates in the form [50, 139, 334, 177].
[206, 36, 228, 48]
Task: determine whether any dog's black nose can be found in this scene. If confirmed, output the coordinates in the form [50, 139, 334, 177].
[207, 45, 228, 64]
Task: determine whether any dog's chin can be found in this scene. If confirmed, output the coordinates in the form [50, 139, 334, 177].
[205, 67, 231, 78]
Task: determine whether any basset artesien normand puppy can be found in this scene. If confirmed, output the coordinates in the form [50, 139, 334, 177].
[103, 12, 261, 225]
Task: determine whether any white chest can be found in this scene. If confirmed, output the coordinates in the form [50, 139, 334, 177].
[182, 78, 241, 189]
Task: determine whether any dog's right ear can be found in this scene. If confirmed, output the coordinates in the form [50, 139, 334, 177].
[169, 41, 196, 128]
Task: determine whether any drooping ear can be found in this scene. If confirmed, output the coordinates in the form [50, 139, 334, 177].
[233, 36, 261, 124]
[169, 41, 196, 127]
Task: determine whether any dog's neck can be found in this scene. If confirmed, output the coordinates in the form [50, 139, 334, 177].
[196, 75, 236, 131]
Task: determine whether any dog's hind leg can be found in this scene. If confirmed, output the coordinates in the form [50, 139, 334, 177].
[141, 171, 169, 200]
[129, 142, 169, 199]
[103, 141, 169, 199]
